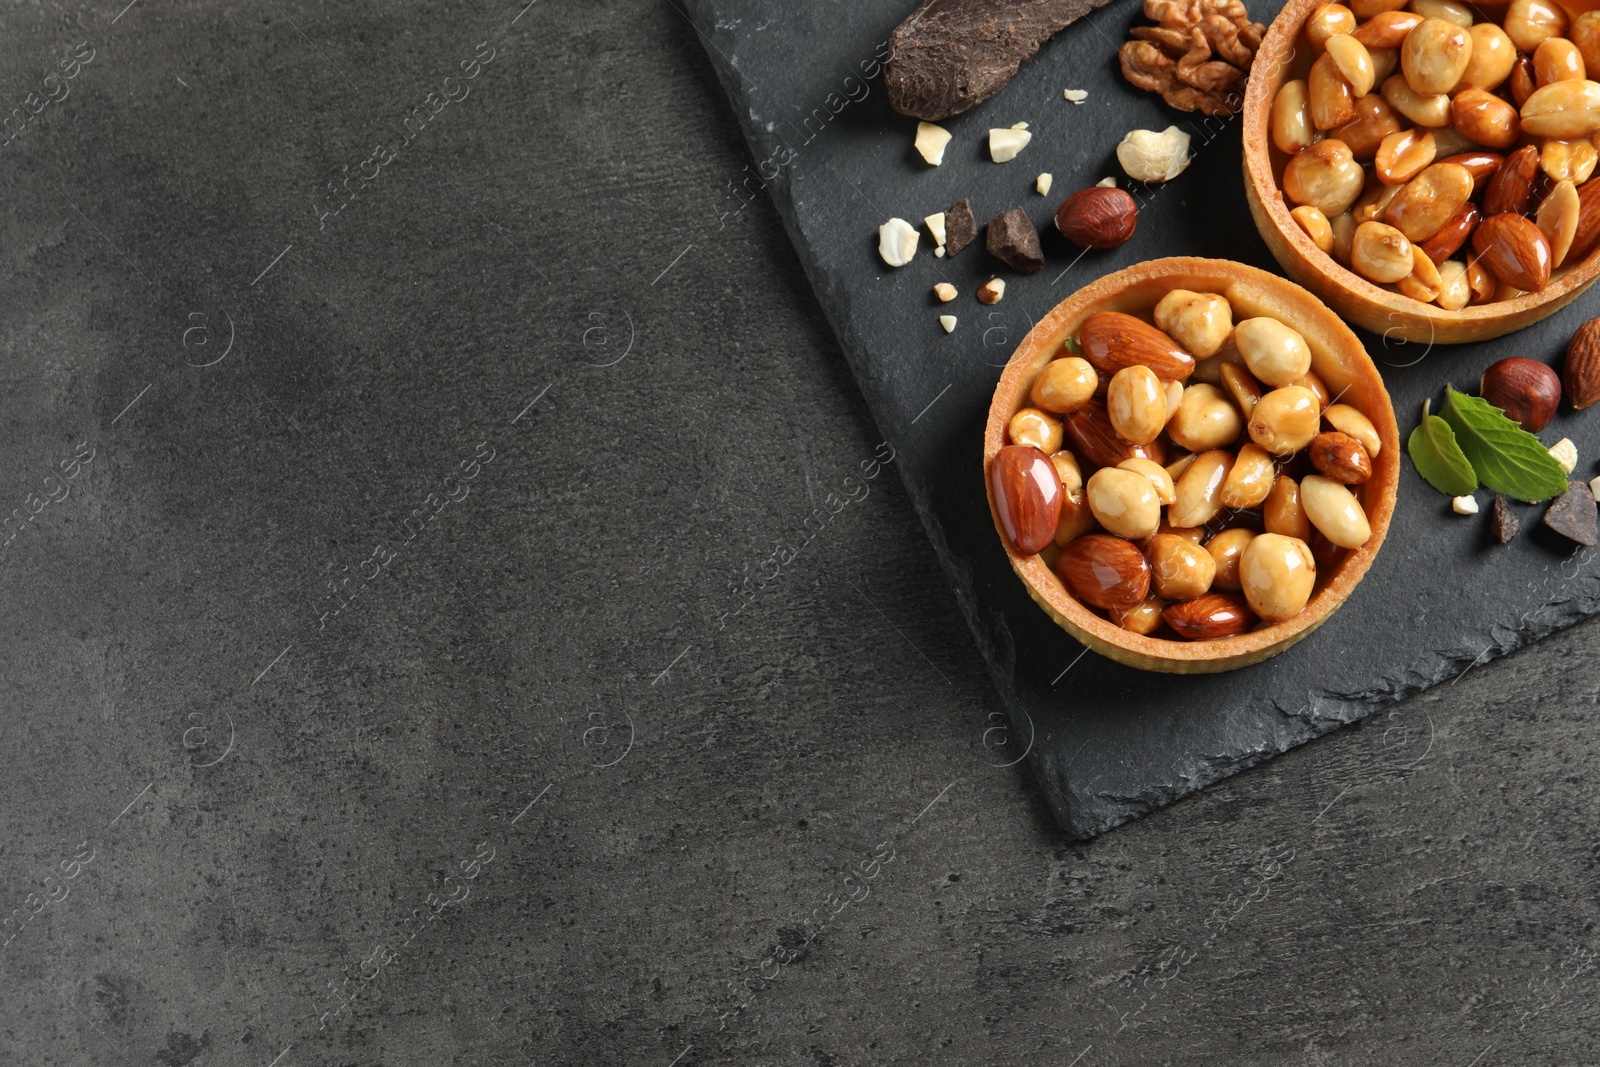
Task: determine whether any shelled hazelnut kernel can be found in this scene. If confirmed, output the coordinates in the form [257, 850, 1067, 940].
[991, 295, 1380, 642]
[1275, 0, 1600, 306]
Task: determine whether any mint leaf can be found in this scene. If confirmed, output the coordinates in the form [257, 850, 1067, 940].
[1063, 335, 1082, 356]
[1440, 386, 1570, 502]
[1407, 398, 1477, 497]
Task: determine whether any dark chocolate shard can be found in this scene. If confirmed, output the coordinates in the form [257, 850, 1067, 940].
[986, 207, 1044, 272]
[1542, 481, 1597, 546]
[885, 0, 1117, 120]
[945, 197, 977, 256]
[1492, 494, 1521, 544]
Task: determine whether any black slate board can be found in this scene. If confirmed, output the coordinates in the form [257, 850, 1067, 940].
[682, 0, 1600, 838]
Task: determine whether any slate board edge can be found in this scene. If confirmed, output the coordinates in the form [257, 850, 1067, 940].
[679, 6, 1600, 838]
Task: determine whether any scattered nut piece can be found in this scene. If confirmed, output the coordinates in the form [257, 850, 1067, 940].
[939, 314, 958, 333]
[914, 121, 953, 166]
[925, 211, 947, 249]
[1452, 494, 1479, 515]
[1064, 88, 1089, 103]
[935, 247, 946, 258]
[976, 278, 1006, 304]
[989, 127, 1033, 163]
[1096, 176, 1118, 188]
[1011, 121, 1029, 130]
[1492, 495, 1521, 543]
[1550, 437, 1579, 474]
[934, 282, 958, 302]
[1037, 172, 1054, 195]
[1117, 126, 1192, 182]
[877, 218, 919, 268]
[1544, 481, 1598, 546]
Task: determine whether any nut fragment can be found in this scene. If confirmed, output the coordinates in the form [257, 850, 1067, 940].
[1117, 126, 1193, 182]
[1036, 173, 1054, 196]
[934, 282, 958, 302]
[1537, 178, 1581, 268]
[1324, 402, 1383, 457]
[1451, 494, 1479, 514]
[877, 218, 919, 267]
[989, 126, 1033, 162]
[939, 314, 957, 333]
[1064, 88, 1089, 103]
[1549, 436, 1579, 473]
[914, 121, 952, 165]
[1291, 205, 1335, 251]
[976, 278, 1006, 304]
[925, 212, 947, 249]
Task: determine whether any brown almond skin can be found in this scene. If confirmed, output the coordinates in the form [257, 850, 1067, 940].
[1332, 95, 1404, 161]
[1309, 431, 1374, 484]
[1078, 311, 1196, 381]
[1418, 202, 1480, 263]
[1053, 533, 1151, 610]
[1162, 592, 1256, 640]
[1472, 213, 1553, 291]
[1063, 398, 1169, 470]
[1564, 319, 1600, 410]
[1437, 152, 1504, 197]
[1055, 187, 1137, 250]
[1510, 53, 1537, 107]
[1483, 145, 1540, 217]
[990, 445, 1062, 555]
[1567, 177, 1600, 264]
[1480, 356, 1561, 431]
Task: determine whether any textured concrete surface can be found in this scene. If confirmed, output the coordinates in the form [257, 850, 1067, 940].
[1, 1, 1598, 1064]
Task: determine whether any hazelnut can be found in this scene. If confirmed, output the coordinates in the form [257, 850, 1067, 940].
[1054, 187, 1138, 249]
[1479, 356, 1562, 432]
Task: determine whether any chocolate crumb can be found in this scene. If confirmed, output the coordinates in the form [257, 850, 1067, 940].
[945, 198, 977, 257]
[1542, 481, 1597, 547]
[985, 207, 1045, 273]
[1491, 495, 1520, 544]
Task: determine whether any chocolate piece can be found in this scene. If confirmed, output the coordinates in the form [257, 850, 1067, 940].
[1542, 481, 1597, 546]
[885, 0, 1118, 121]
[985, 207, 1044, 273]
[944, 197, 977, 257]
[1492, 495, 1521, 544]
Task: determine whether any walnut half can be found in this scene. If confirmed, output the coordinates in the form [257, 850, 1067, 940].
[1119, 0, 1265, 116]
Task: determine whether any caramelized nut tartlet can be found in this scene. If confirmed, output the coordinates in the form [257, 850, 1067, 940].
[1245, 0, 1600, 341]
[985, 258, 1399, 673]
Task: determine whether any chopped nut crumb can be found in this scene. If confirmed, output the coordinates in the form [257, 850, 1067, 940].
[877, 218, 919, 268]
[988, 127, 1032, 163]
[1589, 475, 1600, 500]
[1011, 121, 1029, 130]
[976, 277, 1006, 304]
[1036, 172, 1053, 195]
[914, 121, 952, 166]
[924, 211, 947, 248]
[939, 314, 957, 333]
[1117, 126, 1192, 183]
[1063, 88, 1088, 103]
[1096, 176, 1117, 188]
[934, 282, 958, 302]
[935, 247, 946, 258]
[1550, 437, 1579, 473]
[1452, 495, 1479, 515]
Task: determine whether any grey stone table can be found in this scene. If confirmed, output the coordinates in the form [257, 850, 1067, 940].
[0, 1, 1596, 1064]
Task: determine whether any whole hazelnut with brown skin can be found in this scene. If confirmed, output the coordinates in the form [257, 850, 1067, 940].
[1479, 356, 1561, 432]
[1054, 187, 1138, 250]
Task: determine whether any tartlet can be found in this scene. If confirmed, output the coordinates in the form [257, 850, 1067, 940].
[984, 257, 1400, 673]
[1242, 0, 1600, 343]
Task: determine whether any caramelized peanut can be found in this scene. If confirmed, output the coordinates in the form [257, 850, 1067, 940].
[1271, 79, 1317, 154]
[1375, 128, 1436, 184]
[1383, 161, 1474, 242]
[1284, 138, 1365, 216]
[1459, 23, 1517, 89]
[1310, 53, 1357, 130]
[1450, 88, 1521, 149]
[1401, 17, 1474, 95]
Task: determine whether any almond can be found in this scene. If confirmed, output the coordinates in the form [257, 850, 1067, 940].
[1567, 175, 1600, 262]
[990, 445, 1062, 555]
[1063, 398, 1169, 470]
[1417, 202, 1479, 263]
[1471, 213, 1552, 292]
[1308, 431, 1374, 484]
[1436, 151, 1504, 196]
[1052, 533, 1151, 611]
[1565, 317, 1600, 409]
[1482, 144, 1540, 216]
[1161, 592, 1256, 640]
[1078, 311, 1196, 382]
[1054, 187, 1138, 250]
